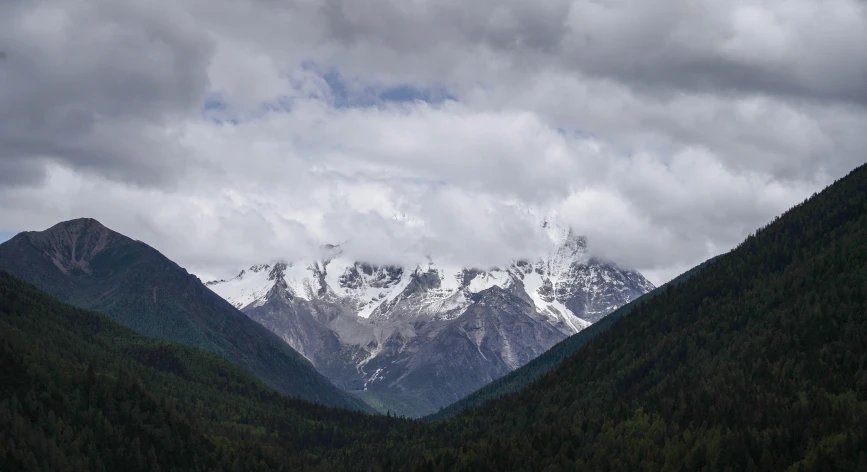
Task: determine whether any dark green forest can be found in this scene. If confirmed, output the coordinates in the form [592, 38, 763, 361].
[0, 271, 430, 471]
[427, 256, 721, 421]
[3, 161, 867, 471]
[0, 219, 366, 411]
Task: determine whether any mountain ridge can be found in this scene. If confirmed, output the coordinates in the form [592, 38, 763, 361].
[207, 227, 654, 416]
[0, 218, 369, 411]
[426, 254, 723, 421]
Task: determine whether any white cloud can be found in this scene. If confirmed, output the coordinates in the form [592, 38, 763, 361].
[1, 0, 865, 285]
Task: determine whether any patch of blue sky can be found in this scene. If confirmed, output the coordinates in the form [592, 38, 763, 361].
[379, 83, 456, 104]
[556, 127, 596, 140]
[318, 66, 456, 108]
[199, 64, 457, 121]
[0, 231, 17, 244]
[201, 90, 296, 124]
[202, 93, 228, 111]
[200, 92, 240, 125]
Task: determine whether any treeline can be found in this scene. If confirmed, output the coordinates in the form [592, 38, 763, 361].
[0, 271, 429, 471]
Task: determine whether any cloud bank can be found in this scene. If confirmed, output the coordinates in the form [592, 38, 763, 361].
[1, 0, 864, 284]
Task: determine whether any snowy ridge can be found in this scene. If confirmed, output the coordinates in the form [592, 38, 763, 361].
[205, 222, 655, 417]
[205, 264, 275, 309]
[207, 226, 645, 333]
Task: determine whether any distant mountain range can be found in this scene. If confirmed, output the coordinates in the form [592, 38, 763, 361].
[0, 218, 368, 411]
[207, 223, 654, 416]
[0, 215, 653, 418]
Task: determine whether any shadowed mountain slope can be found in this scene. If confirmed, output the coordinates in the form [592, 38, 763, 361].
[0, 219, 368, 411]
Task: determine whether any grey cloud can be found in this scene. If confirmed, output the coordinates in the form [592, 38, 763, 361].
[173, 0, 867, 110]
[473, 72, 866, 185]
[322, 0, 571, 54]
[313, 0, 867, 106]
[0, 157, 46, 187]
[2, 0, 866, 285]
[558, 1, 867, 105]
[194, 100, 585, 204]
[0, 172, 318, 279]
[556, 150, 822, 277]
[0, 0, 214, 187]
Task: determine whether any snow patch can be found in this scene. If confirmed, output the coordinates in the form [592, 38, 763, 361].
[207, 265, 274, 309]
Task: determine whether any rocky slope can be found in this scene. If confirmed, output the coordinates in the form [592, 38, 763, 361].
[208, 225, 654, 417]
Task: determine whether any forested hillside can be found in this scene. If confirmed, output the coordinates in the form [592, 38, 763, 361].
[0, 219, 366, 411]
[0, 271, 418, 471]
[427, 256, 719, 421]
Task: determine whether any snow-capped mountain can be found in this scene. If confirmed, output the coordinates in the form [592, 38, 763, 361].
[206, 226, 654, 417]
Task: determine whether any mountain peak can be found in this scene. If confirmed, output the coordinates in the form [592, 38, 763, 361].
[268, 262, 288, 280]
[0, 219, 368, 411]
[19, 218, 129, 276]
[44, 217, 109, 234]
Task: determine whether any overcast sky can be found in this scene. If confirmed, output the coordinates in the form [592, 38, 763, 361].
[1, 0, 865, 285]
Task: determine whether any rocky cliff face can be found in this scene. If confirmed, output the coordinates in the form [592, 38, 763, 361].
[207, 225, 654, 417]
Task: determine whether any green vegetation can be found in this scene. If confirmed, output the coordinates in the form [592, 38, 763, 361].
[352, 390, 439, 418]
[0, 271, 422, 471]
[426, 256, 721, 421]
[0, 222, 367, 411]
[3, 162, 867, 471]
